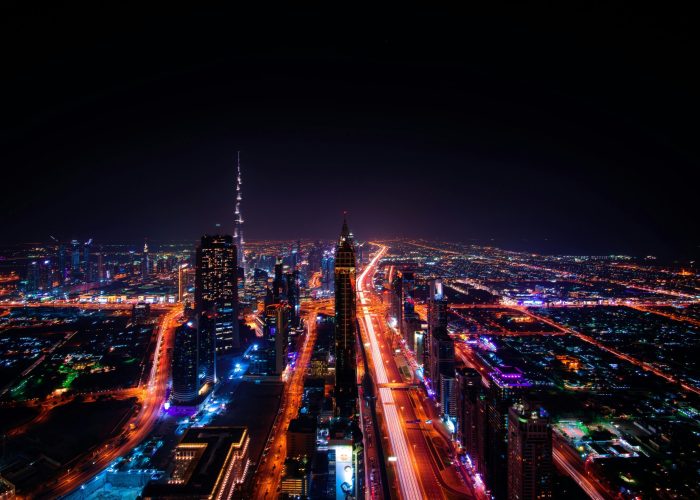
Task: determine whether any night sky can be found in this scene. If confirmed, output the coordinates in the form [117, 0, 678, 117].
[1, 5, 698, 257]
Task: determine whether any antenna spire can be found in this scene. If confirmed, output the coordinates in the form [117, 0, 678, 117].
[234, 151, 245, 270]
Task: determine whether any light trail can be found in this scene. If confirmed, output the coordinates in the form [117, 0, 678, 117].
[358, 246, 422, 500]
[553, 448, 604, 500]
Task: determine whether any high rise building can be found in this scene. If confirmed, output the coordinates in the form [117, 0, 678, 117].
[265, 303, 290, 375]
[178, 263, 189, 303]
[334, 217, 357, 418]
[70, 239, 80, 276]
[198, 310, 217, 385]
[321, 250, 335, 292]
[83, 239, 92, 282]
[171, 320, 200, 405]
[97, 251, 105, 281]
[426, 278, 448, 368]
[483, 365, 531, 499]
[440, 374, 457, 426]
[390, 272, 403, 330]
[57, 243, 66, 284]
[429, 328, 454, 402]
[142, 240, 150, 279]
[25, 261, 40, 293]
[397, 271, 421, 351]
[307, 240, 322, 273]
[195, 234, 239, 351]
[286, 270, 300, 326]
[273, 257, 284, 302]
[233, 151, 245, 271]
[456, 367, 483, 470]
[507, 402, 553, 500]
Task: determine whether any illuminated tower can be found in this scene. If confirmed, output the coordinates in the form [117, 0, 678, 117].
[273, 257, 284, 302]
[142, 239, 150, 280]
[195, 234, 240, 356]
[171, 320, 199, 404]
[178, 263, 189, 303]
[426, 278, 448, 369]
[483, 366, 531, 499]
[70, 239, 80, 275]
[334, 216, 357, 418]
[83, 238, 93, 282]
[507, 402, 553, 500]
[233, 151, 245, 271]
[456, 367, 483, 471]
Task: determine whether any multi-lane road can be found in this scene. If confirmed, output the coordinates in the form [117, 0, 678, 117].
[251, 301, 324, 499]
[358, 244, 476, 500]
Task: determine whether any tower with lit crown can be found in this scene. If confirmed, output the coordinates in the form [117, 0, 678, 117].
[142, 239, 150, 279]
[334, 215, 358, 418]
[233, 151, 245, 271]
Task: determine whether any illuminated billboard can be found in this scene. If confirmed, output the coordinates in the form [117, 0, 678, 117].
[331, 443, 354, 500]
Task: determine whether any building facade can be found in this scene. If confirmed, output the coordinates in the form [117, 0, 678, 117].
[195, 234, 239, 351]
[507, 403, 553, 500]
[333, 217, 357, 418]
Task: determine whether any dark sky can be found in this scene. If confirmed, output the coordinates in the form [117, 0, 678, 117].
[1, 5, 698, 257]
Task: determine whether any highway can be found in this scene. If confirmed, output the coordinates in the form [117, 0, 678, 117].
[34, 305, 182, 498]
[358, 245, 473, 500]
[357, 246, 423, 500]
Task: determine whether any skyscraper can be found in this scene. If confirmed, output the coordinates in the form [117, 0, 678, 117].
[195, 234, 239, 352]
[198, 310, 217, 385]
[426, 278, 448, 368]
[233, 151, 245, 271]
[265, 302, 290, 375]
[429, 327, 454, 402]
[334, 217, 357, 418]
[483, 365, 531, 499]
[56, 243, 66, 284]
[507, 402, 553, 500]
[71, 239, 80, 276]
[171, 320, 200, 405]
[83, 239, 92, 282]
[321, 250, 335, 292]
[97, 251, 105, 281]
[142, 239, 150, 279]
[273, 257, 284, 302]
[178, 263, 189, 302]
[456, 367, 483, 471]
[286, 270, 300, 326]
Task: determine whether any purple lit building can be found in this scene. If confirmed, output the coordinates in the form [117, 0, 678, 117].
[482, 365, 531, 499]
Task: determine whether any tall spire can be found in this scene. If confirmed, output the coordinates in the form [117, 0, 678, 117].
[340, 211, 351, 243]
[233, 151, 245, 270]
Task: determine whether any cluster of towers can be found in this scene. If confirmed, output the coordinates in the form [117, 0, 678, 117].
[24, 238, 96, 292]
[23, 236, 168, 295]
[390, 273, 553, 499]
[454, 365, 553, 499]
[171, 154, 245, 406]
[256, 256, 300, 376]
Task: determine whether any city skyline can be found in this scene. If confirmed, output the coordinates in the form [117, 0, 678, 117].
[1, 5, 698, 500]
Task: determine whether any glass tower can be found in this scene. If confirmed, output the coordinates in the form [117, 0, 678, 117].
[334, 217, 357, 418]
